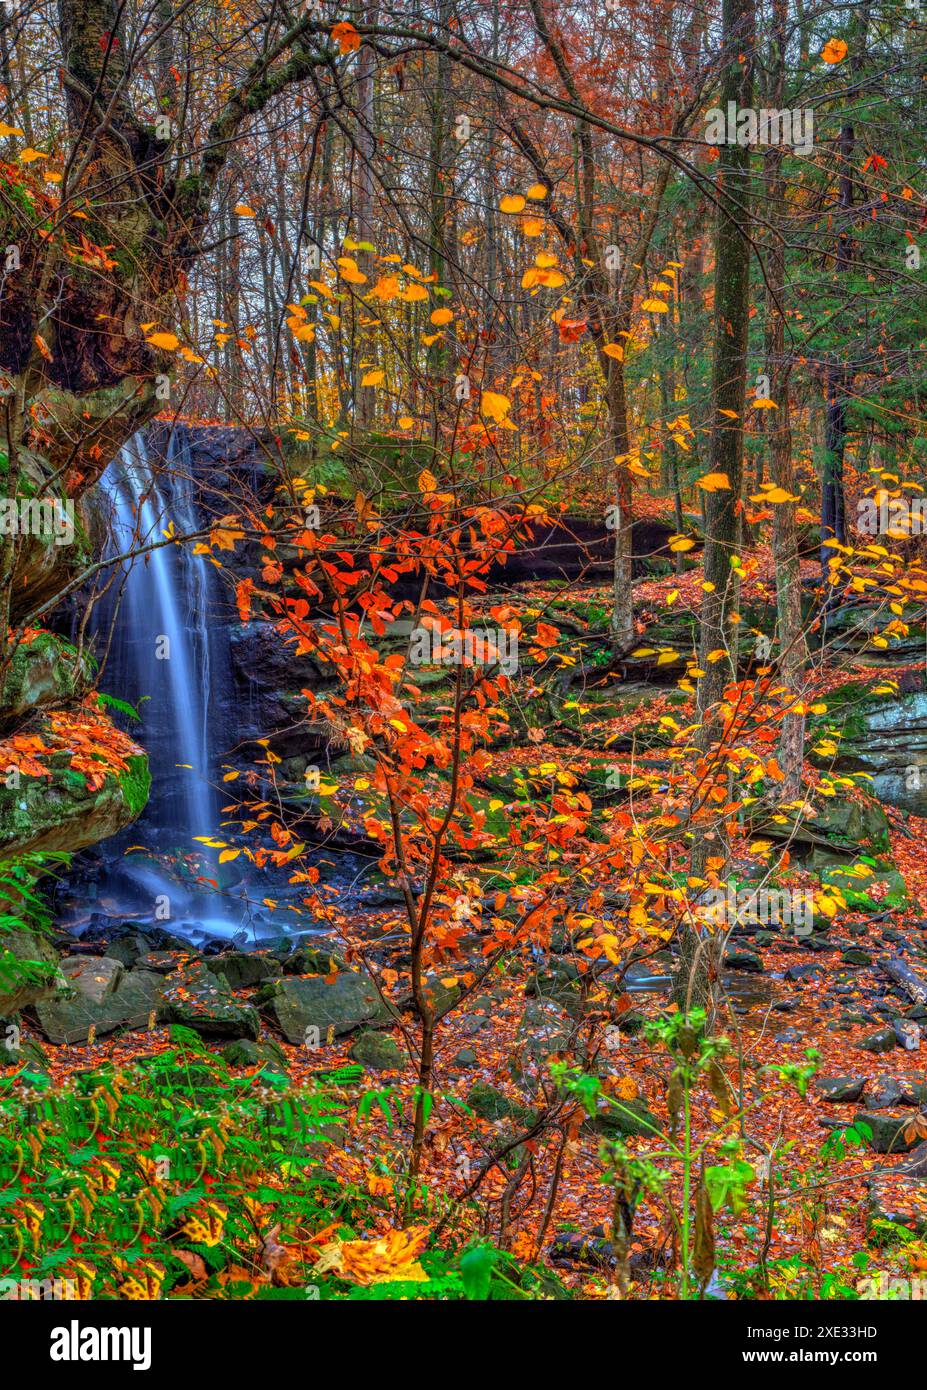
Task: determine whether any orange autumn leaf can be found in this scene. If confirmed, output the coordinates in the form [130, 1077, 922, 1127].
[331, 21, 361, 53]
[821, 37, 848, 64]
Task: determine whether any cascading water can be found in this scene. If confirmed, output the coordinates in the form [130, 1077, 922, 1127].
[59, 425, 366, 948]
[61, 429, 248, 944]
[103, 432, 218, 836]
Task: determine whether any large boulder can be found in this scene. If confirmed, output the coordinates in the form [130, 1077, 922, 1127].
[0, 926, 63, 1016]
[854, 1110, 923, 1155]
[209, 952, 282, 990]
[0, 634, 91, 728]
[349, 1030, 404, 1072]
[162, 962, 259, 1040]
[258, 969, 394, 1044]
[0, 733, 150, 860]
[809, 677, 927, 817]
[30, 966, 165, 1044]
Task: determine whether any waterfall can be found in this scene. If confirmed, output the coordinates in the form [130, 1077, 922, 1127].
[101, 432, 218, 835]
[58, 425, 344, 949]
[74, 429, 244, 944]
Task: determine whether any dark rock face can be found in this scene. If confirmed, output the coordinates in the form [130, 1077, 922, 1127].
[814, 1075, 866, 1103]
[257, 970, 394, 1044]
[474, 515, 688, 586]
[209, 952, 282, 990]
[30, 965, 165, 1044]
[226, 621, 333, 757]
[349, 1030, 404, 1071]
[854, 1110, 922, 1154]
[161, 963, 259, 1040]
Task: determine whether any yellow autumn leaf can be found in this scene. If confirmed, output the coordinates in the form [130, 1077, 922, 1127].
[697, 472, 731, 492]
[145, 331, 180, 351]
[480, 390, 511, 423]
[368, 274, 400, 301]
[337, 256, 367, 285]
[500, 194, 526, 213]
[418, 469, 438, 493]
[234, 204, 256, 217]
[361, 369, 385, 386]
[602, 343, 624, 360]
[313, 1227, 429, 1287]
[526, 183, 547, 200]
[641, 297, 668, 313]
[749, 486, 799, 504]
[430, 307, 453, 326]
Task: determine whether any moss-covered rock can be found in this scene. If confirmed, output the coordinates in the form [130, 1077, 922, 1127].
[0, 928, 62, 1016]
[221, 1037, 288, 1074]
[0, 742, 150, 860]
[349, 1030, 404, 1072]
[0, 633, 91, 727]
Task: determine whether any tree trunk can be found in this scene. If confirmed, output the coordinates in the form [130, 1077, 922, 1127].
[675, 0, 754, 1008]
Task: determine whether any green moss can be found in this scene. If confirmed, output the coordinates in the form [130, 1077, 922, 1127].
[119, 755, 152, 818]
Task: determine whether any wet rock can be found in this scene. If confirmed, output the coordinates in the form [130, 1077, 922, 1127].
[864, 1075, 927, 1110]
[349, 1031, 404, 1072]
[162, 963, 259, 1040]
[724, 950, 763, 973]
[896, 1141, 927, 1178]
[59, 955, 123, 1005]
[210, 952, 283, 990]
[451, 1047, 478, 1069]
[467, 1081, 537, 1126]
[864, 1076, 909, 1110]
[136, 951, 184, 974]
[280, 944, 347, 976]
[511, 998, 572, 1087]
[31, 968, 164, 1044]
[258, 970, 393, 1044]
[221, 1038, 288, 1074]
[458, 1011, 492, 1037]
[527, 958, 583, 1003]
[854, 1110, 922, 1154]
[785, 962, 825, 982]
[893, 1018, 921, 1052]
[395, 974, 461, 1017]
[858, 1027, 897, 1053]
[814, 1075, 866, 1103]
[842, 949, 872, 966]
